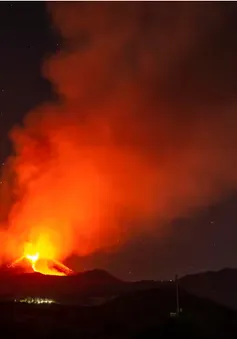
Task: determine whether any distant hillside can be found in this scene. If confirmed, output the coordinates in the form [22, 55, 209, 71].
[74, 268, 122, 285]
[180, 268, 237, 310]
[0, 268, 165, 304]
[2, 265, 237, 312]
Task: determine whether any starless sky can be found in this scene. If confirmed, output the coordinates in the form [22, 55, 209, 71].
[1, 2, 237, 281]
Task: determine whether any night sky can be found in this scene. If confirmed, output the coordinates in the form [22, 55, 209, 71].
[1, 2, 237, 281]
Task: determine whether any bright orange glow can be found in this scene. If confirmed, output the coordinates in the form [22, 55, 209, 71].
[24, 242, 39, 265]
[0, 3, 192, 268]
[10, 240, 73, 276]
[25, 253, 39, 264]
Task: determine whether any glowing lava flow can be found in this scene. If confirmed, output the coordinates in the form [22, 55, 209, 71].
[25, 252, 39, 271]
[9, 242, 73, 276]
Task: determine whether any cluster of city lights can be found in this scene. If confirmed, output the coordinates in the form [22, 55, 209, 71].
[15, 297, 55, 304]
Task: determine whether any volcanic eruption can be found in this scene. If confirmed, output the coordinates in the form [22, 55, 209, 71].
[1, 2, 237, 280]
[8, 241, 73, 276]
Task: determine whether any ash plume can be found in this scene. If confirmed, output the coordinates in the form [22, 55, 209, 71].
[1, 2, 237, 262]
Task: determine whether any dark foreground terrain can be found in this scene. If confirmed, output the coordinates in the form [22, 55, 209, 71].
[0, 268, 237, 338]
[0, 286, 236, 339]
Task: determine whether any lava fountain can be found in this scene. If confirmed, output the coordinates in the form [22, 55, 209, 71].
[9, 241, 73, 276]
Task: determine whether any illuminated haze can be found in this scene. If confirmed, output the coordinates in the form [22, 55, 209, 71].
[1, 3, 237, 265]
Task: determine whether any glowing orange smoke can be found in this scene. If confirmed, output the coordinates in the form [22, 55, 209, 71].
[2, 3, 236, 273]
[10, 241, 73, 276]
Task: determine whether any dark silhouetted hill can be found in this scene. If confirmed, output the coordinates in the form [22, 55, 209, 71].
[2, 265, 237, 313]
[0, 267, 165, 303]
[180, 268, 237, 310]
[0, 266, 236, 337]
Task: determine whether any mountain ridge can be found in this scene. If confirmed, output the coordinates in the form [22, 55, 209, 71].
[0, 263, 237, 309]
[179, 267, 237, 310]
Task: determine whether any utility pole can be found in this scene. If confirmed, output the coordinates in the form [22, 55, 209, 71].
[175, 274, 180, 316]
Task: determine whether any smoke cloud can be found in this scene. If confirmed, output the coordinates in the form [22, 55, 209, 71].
[1, 2, 237, 263]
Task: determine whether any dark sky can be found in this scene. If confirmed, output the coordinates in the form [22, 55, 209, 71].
[1, 2, 237, 281]
[0, 2, 56, 160]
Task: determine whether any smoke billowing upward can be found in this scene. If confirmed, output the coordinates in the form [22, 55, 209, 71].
[1, 2, 237, 263]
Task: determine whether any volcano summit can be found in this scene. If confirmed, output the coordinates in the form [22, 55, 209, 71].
[3, 240, 74, 276]
[8, 256, 73, 276]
